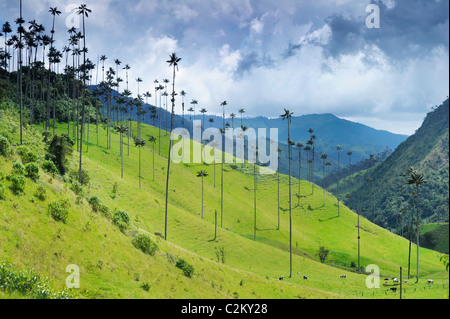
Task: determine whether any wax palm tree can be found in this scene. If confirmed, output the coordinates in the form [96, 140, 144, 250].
[239, 108, 245, 127]
[76, 3, 91, 184]
[164, 53, 181, 241]
[200, 108, 208, 130]
[2, 22, 12, 70]
[347, 150, 353, 197]
[230, 113, 236, 129]
[100, 55, 107, 81]
[281, 108, 294, 278]
[406, 168, 427, 283]
[123, 64, 130, 90]
[220, 101, 227, 228]
[180, 90, 186, 128]
[134, 137, 146, 189]
[253, 145, 259, 241]
[197, 170, 209, 220]
[336, 146, 342, 216]
[148, 136, 157, 181]
[190, 99, 198, 123]
[16, 4, 25, 145]
[277, 147, 282, 230]
[115, 125, 128, 179]
[187, 106, 194, 122]
[136, 77, 142, 96]
[296, 142, 303, 206]
[321, 153, 328, 206]
[209, 117, 214, 128]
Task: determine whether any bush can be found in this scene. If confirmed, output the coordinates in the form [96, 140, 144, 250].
[22, 151, 38, 164]
[112, 210, 130, 230]
[16, 145, 29, 157]
[175, 258, 194, 278]
[140, 282, 151, 292]
[0, 136, 11, 156]
[70, 181, 84, 196]
[34, 185, 47, 201]
[99, 203, 111, 218]
[47, 134, 73, 175]
[317, 246, 330, 264]
[12, 161, 25, 176]
[42, 160, 59, 176]
[132, 234, 158, 256]
[25, 163, 40, 181]
[88, 196, 102, 212]
[69, 168, 90, 186]
[9, 174, 26, 194]
[48, 199, 71, 223]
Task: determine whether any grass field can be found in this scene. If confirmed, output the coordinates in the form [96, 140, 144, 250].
[0, 109, 448, 299]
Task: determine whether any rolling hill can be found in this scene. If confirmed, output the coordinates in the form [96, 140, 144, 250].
[0, 106, 448, 300]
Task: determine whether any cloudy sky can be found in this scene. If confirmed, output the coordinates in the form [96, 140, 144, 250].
[1, 0, 448, 135]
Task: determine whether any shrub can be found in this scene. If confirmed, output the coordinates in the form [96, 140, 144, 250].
[47, 134, 73, 175]
[70, 181, 84, 196]
[16, 145, 28, 156]
[175, 258, 194, 278]
[34, 185, 47, 201]
[22, 151, 38, 164]
[317, 246, 330, 264]
[132, 234, 158, 256]
[69, 168, 90, 186]
[9, 174, 26, 194]
[88, 196, 102, 212]
[0, 136, 11, 156]
[141, 282, 151, 292]
[48, 199, 71, 223]
[42, 160, 59, 176]
[99, 203, 111, 218]
[112, 210, 130, 230]
[12, 161, 25, 176]
[25, 163, 40, 181]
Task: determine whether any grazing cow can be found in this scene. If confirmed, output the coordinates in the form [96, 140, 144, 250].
[279, 276, 284, 281]
[383, 282, 388, 286]
[393, 278, 399, 283]
[384, 278, 389, 281]
[340, 275, 347, 279]
[428, 279, 434, 284]
[390, 287, 397, 292]
[303, 275, 308, 280]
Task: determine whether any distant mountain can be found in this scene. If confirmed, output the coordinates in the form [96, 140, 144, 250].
[89, 85, 408, 179]
[337, 98, 449, 232]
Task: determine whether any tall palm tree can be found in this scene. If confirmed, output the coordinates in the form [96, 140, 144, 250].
[200, 108, 208, 130]
[336, 146, 342, 216]
[76, 4, 91, 184]
[253, 146, 259, 241]
[190, 99, 198, 125]
[134, 137, 146, 189]
[406, 168, 427, 283]
[239, 108, 245, 127]
[281, 108, 294, 278]
[164, 53, 181, 241]
[115, 125, 128, 179]
[220, 100, 227, 229]
[123, 64, 130, 90]
[148, 136, 157, 181]
[197, 170, 209, 220]
[100, 55, 107, 81]
[17, 4, 24, 145]
[136, 77, 143, 96]
[277, 147, 282, 230]
[230, 113, 236, 129]
[347, 150, 353, 197]
[180, 90, 186, 128]
[2, 22, 12, 70]
[321, 153, 328, 206]
[296, 142, 303, 206]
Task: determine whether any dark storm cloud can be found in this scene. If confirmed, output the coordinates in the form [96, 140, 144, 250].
[320, 0, 449, 60]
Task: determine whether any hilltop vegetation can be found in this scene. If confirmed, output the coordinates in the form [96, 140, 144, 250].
[331, 99, 449, 232]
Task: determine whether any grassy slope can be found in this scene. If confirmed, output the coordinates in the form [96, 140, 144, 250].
[0, 109, 448, 299]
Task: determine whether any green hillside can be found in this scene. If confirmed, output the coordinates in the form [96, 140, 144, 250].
[331, 99, 449, 231]
[0, 107, 448, 299]
[420, 223, 449, 254]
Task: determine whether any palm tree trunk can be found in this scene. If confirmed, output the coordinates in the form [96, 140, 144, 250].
[288, 122, 292, 278]
[416, 185, 420, 283]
